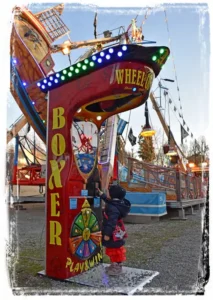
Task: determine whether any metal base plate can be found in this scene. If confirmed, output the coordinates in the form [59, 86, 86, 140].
[38, 264, 159, 295]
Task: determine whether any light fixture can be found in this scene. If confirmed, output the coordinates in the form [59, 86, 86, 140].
[100, 52, 105, 57]
[98, 58, 102, 63]
[23, 82, 27, 86]
[63, 70, 67, 74]
[159, 48, 165, 54]
[84, 59, 89, 64]
[152, 55, 157, 61]
[140, 101, 156, 137]
[56, 73, 60, 78]
[68, 72, 72, 77]
[106, 54, 110, 60]
[49, 76, 53, 81]
[97, 116, 102, 120]
[117, 51, 122, 57]
[103, 30, 112, 38]
[77, 108, 82, 113]
[163, 144, 170, 154]
[92, 55, 97, 61]
[13, 59, 17, 64]
[82, 65, 87, 70]
[48, 82, 52, 86]
[70, 66, 74, 71]
[43, 79, 47, 83]
[140, 127, 156, 137]
[132, 87, 137, 92]
[169, 155, 179, 164]
[62, 47, 71, 55]
[54, 79, 58, 83]
[77, 63, 81, 67]
[122, 45, 127, 51]
[109, 48, 114, 53]
[37, 82, 41, 87]
[166, 146, 178, 156]
[189, 162, 195, 168]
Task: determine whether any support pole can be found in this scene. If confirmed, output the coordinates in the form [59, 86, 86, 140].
[12, 135, 19, 183]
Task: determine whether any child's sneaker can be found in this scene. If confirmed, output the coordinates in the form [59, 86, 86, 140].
[105, 262, 116, 272]
[105, 263, 123, 276]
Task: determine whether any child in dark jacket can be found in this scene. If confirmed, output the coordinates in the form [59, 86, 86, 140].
[97, 185, 131, 276]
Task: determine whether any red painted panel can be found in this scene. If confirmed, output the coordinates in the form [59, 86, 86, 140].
[46, 61, 155, 279]
[113, 155, 118, 181]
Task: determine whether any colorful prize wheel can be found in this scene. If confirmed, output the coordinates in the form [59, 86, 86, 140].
[69, 199, 102, 259]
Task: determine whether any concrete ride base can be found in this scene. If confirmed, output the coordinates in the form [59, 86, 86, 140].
[38, 264, 159, 295]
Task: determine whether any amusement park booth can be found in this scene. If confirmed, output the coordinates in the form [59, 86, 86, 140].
[34, 44, 170, 279]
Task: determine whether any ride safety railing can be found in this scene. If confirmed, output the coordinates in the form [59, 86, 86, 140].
[11, 164, 45, 186]
[126, 157, 177, 191]
[176, 171, 207, 200]
[119, 156, 207, 201]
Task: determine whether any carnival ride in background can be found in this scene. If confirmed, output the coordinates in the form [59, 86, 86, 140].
[8, 3, 148, 187]
[9, 3, 123, 187]
[8, 3, 208, 202]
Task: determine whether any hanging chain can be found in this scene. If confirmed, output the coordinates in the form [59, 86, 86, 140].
[141, 7, 152, 27]
[164, 8, 183, 120]
[68, 53, 72, 66]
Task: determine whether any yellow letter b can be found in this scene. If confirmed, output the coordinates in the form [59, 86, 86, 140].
[53, 107, 65, 129]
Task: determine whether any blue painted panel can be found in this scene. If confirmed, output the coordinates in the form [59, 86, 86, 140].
[69, 198, 77, 209]
[94, 197, 100, 208]
[126, 192, 166, 205]
[130, 206, 167, 215]
[81, 189, 88, 196]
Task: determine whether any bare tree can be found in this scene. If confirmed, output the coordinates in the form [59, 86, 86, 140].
[188, 136, 209, 165]
[179, 142, 189, 157]
[199, 136, 209, 159]
[149, 128, 167, 166]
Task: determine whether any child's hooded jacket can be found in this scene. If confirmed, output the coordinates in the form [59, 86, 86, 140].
[100, 185, 131, 248]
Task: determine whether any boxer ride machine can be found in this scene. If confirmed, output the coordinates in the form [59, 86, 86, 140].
[36, 44, 170, 279]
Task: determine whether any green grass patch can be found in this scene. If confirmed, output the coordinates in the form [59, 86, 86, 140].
[9, 247, 48, 288]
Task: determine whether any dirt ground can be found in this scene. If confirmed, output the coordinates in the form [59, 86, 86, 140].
[5, 195, 208, 296]
[11, 185, 45, 197]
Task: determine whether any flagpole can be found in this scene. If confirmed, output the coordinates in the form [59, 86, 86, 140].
[125, 110, 132, 145]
